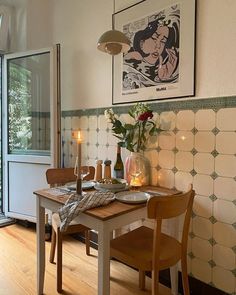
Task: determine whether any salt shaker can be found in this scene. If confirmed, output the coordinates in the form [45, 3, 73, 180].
[95, 160, 103, 181]
[104, 160, 112, 179]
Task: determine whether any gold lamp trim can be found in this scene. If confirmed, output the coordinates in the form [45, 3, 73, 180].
[97, 29, 131, 55]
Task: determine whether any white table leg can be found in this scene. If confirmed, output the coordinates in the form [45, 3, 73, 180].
[97, 224, 110, 295]
[36, 197, 45, 295]
[170, 265, 178, 295]
[170, 217, 179, 295]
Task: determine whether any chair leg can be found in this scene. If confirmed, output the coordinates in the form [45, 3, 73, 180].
[152, 268, 159, 295]
[49, 228, 56, 263]
[56, 228, 63, 293]
[139, 270, 146, 290]
[85, 229, 90, 256]
[181, 256, 190, 295]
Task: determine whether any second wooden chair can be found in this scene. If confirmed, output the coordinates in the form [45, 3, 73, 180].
[46, 166, 95, 293]
[110, 188, 195, 295]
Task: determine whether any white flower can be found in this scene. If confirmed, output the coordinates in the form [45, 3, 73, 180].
[104, 108, 116, 123]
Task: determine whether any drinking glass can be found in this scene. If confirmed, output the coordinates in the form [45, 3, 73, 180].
[127, 155, 144, 188]
[74, 157, 90, 181]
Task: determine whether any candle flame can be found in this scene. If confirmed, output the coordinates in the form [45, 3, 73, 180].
[77, 131, 82, 143]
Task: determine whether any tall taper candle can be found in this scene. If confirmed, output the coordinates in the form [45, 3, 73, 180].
[76, 131, 82, 194]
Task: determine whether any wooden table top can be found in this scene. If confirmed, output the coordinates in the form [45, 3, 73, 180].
[34, 185, 180, 221]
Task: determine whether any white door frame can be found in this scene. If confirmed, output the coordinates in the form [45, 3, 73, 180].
[2, 45, 60, 221]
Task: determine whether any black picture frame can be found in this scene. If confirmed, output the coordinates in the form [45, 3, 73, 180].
[112, 0, 196, 105]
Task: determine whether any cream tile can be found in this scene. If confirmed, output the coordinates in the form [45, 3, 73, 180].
[213, 222, 236, 248]
[215, 155, 236, 177]
[216, 108, 236, 131]
[193, 195, 212, 218]
[145, 149, 158, 168]
[88, 115, 98, 130]
[107, 130, 119, 146]
[176, 131, 194, 151]
[64, 116, 72, 130]
[159, 111, 176, 130]
[194, 153, 214, 175]
[192, 216, 212, 240]
[193, 174, 214, 196]
[192, 237, 212, 261]
[97, 130, 108, 146]
[191, 258, 212, 283]
[212, 266, 235, 294]
[150, 167, 158, 186]
[159, 132, 175, 150]
[97, 145, 108, 163]
[159, 150, 175, 169]
[176, 110, 194, 131]
[88, 130, 98, 145]
[214, 199, 236, 224]
[71, 116, 80, 130]
[213, 244, 235, 270]
[61, 117, 65, 130]
[119, 113, 135, 125]
[175, 171, 193, 192]
[195, 132, 215, 153]
[175, 151, 193, 172]
[214, 177, 236, 201]
[79, 115, 89, 130]
[87, 144, 97, 160]
[195, 110, 216, 131]
[216, 132, 236, 154]
[146, 134, 159, 149]
[98, 114, 108, 130]
[157, 169, 175, 189]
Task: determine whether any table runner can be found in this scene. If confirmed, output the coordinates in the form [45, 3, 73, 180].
[58, 191, 115, 231]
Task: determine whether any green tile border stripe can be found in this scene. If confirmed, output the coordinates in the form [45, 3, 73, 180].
[61, 95, 236, 117]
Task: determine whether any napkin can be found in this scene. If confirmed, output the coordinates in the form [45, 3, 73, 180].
[58, 191, 115, 231]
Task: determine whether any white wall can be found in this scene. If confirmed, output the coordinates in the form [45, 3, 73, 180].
[51, 0, 236, 111]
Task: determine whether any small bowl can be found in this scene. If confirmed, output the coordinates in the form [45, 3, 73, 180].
[96, 178, 127, 190]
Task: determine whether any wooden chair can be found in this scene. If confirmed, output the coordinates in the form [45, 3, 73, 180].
[46, 166, 95, 293]
[110, 188, 195, 295]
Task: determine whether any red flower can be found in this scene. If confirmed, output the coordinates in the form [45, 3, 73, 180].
[138, 111, 153, 121]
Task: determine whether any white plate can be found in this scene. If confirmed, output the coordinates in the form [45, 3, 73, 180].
[115, 191, 150, 204]
[66, 181, 95, 190]
[94, 183, 129, 193]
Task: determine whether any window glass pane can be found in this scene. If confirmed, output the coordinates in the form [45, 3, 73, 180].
[8, 53, 50, 155]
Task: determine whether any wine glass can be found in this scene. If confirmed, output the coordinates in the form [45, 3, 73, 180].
[80, 165, 90, 181]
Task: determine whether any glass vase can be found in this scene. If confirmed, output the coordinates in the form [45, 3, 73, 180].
[125, 152, 149, 187]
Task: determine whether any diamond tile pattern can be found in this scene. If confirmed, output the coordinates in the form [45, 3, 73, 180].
[61, 106, 236, 295]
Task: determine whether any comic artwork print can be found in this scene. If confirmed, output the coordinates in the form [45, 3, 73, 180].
[122, 4, 180, 92]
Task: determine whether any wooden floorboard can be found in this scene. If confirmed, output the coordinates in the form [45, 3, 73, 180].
[0, 224, 171, 295]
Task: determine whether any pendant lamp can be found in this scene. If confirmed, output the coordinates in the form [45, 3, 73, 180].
[97, 0, 131, 55]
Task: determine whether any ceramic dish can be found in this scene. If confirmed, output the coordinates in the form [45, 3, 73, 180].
[94, 183, 129, 193]
[115, 191, 150, 204]
[66, 181, 95, 191]
[95, 178, 127, 190]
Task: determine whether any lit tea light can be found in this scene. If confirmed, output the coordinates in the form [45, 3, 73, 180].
[130, 177, 142, 187]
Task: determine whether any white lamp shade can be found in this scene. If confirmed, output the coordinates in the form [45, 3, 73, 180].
[97, 29, 131, 55]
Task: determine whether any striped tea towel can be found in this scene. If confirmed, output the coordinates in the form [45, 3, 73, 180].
[58, 191, 115, 231]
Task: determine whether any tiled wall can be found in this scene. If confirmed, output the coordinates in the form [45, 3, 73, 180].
[61, 98, 236, 294]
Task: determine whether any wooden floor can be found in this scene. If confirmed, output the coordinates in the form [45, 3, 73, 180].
[0, 224, 171, 295]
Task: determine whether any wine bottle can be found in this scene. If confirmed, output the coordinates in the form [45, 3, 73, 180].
[45, 213, 51, 241]
[114, 145, 124, 179]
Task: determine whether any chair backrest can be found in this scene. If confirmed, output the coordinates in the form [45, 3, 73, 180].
[46, 167, 95, 187]
[147, 188, 195, 258]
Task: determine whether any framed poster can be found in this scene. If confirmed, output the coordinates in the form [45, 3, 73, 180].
[112, 0, 196, 105]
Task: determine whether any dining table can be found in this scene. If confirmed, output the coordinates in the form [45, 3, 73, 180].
[34, 185, 180, 295]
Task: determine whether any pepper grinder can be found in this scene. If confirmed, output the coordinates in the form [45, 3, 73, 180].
[95, 159, 103, 181]
[104, 160, 112, 179]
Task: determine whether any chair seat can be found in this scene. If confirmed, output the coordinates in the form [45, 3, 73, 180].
[110, 226, 181, 271]
[52, 213, 89, 234]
